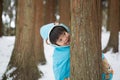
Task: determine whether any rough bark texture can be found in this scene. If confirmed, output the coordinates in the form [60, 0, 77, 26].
[71, 0, 102, 80]
[59, 0, 71, 27]
[0, 0, 3, 37]
[2, 0, 42, 80]
[103, 0, 120, 53]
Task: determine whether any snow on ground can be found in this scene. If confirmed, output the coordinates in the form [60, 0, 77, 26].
[0, 31, 120, 80]
[38, 40, 55, 80]
[0, 36, 15, 80]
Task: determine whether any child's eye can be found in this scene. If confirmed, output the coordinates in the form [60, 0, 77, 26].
[62, 32, 65, 35]
[59, 39, 62, 42]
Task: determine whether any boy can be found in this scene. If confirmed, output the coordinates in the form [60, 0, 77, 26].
[40, 22, 113, 80]
[40, 23, 70, 80]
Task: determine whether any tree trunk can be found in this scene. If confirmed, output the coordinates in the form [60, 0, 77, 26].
[2, 0, 42, 80]
[71, 0, 102, 80]
[35, 0, 56, 64]
[34, 0, 46, 65]
[0, 0, 3, 37]
[103, 0, 120, 53]
[59, 0, 71, 27]
[44, 0, 56, 24]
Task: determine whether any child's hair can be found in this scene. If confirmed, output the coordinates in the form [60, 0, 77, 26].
[49, 26, 67, 45]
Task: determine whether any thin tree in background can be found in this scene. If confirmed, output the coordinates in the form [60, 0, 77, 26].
[71, 0, 102, 80]
[36, 0, 57, 64]
[0, 0, 3, 37]
[2, 0, 16, 36]
[34, 0, 57, 65]
[59, 0, 70, 27]
[103, 0, 120, 53]
[34, 0, 46, 65]
[44, 0, 56, 24]
[2, 0, 42, 79]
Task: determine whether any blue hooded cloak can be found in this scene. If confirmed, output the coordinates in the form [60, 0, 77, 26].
[40, 23, 70, 80]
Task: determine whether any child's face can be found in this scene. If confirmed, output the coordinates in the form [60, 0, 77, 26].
[55, 31, 70, 46]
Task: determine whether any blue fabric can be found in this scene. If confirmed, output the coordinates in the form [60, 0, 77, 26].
[40, 23, 55, 40]
[53, 46, 70, 80]
[102, 53, 105, 60]
[40, 23, 70, 80]
[102, 73, 113, 80]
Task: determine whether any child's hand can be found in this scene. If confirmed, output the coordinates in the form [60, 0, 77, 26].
[110, 69, 114, 74]
[54, 21, 59, 25]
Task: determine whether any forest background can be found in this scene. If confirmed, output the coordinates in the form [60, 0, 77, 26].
[0, 0, 120, 80]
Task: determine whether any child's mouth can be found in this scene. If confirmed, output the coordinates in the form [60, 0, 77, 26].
[66, 37, 70, 45]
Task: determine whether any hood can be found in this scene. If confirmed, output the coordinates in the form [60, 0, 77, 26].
[40, 23, 70, 47]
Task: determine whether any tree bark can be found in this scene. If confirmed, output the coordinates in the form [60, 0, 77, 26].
[2, 0, 42, 80]
[103, 0, 120, 53]
[59, 0, 71, 27]
[44, 0, 56, 24]
[71, 0, 102, 80]
[0, 0, 3, 37]
[34, 0, 56, 64]
[34, 0, 46, 65]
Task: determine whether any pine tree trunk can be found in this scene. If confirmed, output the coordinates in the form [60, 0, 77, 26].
[59, 0, 70, 27]
[71, 0, 102, 80]
[2, 0, 41, 80]
[0, 0, 3, 37]
[103, 0, 120, 53]
[44, 0, 56, 24]
[34, 0, 46, 65]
